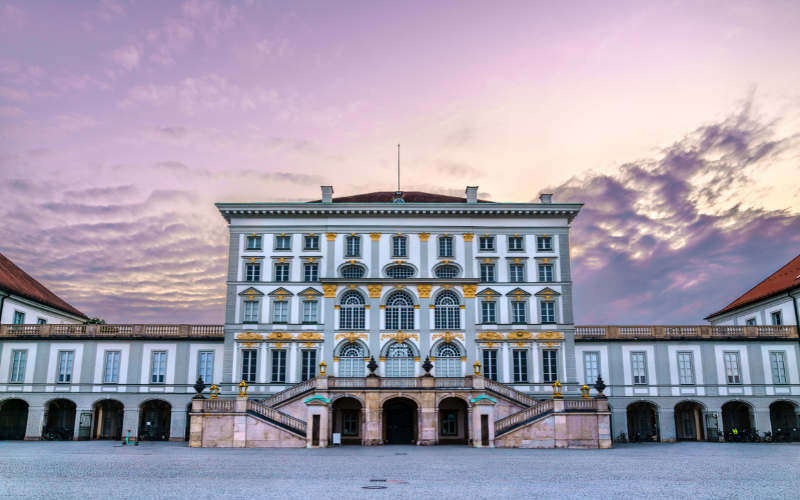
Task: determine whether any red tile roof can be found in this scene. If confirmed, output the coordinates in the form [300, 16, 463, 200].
[706, 254, 800, 320]
[307, 191, 494, 204]
[0, 252, 87, 319]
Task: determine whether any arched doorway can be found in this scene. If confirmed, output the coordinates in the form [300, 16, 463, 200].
[139, 400, 171, 441]
[93, 400, 124, 440]
[331, 397, 363, 445]
[674, 401, 705, 441]
[721, 401, 752, 434]
[627, 402, 659, 441]
[44, 399, 77, 440]
[0, 399, 28, 440]
[383, 397, 417, 444]
[438, 397, 468, 445]
[770, 401, 799, 440]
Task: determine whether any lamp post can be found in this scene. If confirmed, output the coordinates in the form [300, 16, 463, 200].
[580, 384, 590, 399]
[238, 380, 249, 397]
[552, 380, 563, 398]
[209, 384, 219, 399]
[473, 361, 482, 376]
[319, 360, 327, 375]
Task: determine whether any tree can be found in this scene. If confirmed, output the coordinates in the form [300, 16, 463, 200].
[84, 317, 107, 325]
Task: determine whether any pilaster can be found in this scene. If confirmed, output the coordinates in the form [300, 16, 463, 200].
[24, 406, 44, 441]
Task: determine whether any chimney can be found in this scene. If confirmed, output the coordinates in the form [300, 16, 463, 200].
[539, 193, 553, 204]
[321, 186, 334, 203]
[465, 186, 478, 203]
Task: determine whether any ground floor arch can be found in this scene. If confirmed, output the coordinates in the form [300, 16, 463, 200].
[331, 396, 363, 445]
[44, 398, 77, 440]
[383, 397, 418, 445]
[438, 397, 469, 445]
[627, 402, 660, 441]
[674, 401, 705, 441]
[721, 401, 753, 434]
[139, 400, 172, 441]
[93, 399, 124, 440]
[769, 401, 799, 440]
[0, 399, 28, 440]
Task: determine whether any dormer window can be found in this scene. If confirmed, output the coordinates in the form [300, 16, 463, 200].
[386, 266, 414, 279]
[246, 235, 262, 250]
[392, 236, 407, 258]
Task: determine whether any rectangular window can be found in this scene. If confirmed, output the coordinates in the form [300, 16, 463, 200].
[241, 350, 257, 383]
[724, 352, 741, 384]
[271, 350, 286, 383]
[304, 235, 319, 250]
[13, 311, 24, 324]
[246, 235, 262, 250]
[274, 264, 289, 282]
[677, 352, 694, 385]
[509, 264, 525, 282]
[303, 301, 318, 323]
[542, 350, 558, 382]
[481, 302, 497, 323]
[385, 358, 415, 377]
[483, 350, 498, 381]
[479, 236, 495, 251]
[243, 300, 260, 323]
[537, 236, 553, 251]
[10, 351, 26, 383]
[436, 357, 461, 377]
[151, 352, 166, 384]
[513, 350, 528, 382]
[480, 264, 496, 282]
[273, 301, 288, 323]
[538, 264, 553, 282]
[584, 352, 600, 384]
[199, 351, 214, 383]
[301, 350, 317, 381]
[745, 318, 756, 326]
[343, 413, 359, 435]
[771, 352, 787, 384]
[392, 237, 407, 257]
[346, 236, 361, 257]
[245, 263, 260, 281]
[441, 411, 457, 435]
[58, 351, 74, 383]
[511, 301, 527, 323]
[439, 237, 453, 257]
[340, 356, 365, 378]
[508, 236, 524, 251]
[540, 301, 556, 323]
[631, 352, 647, 384]
[104, 351, 120, 384]
[275, 235, 291, 250]
[304, 263, 319, 282]
[37, 318, 47, 325]
[771, 311, 783, 326]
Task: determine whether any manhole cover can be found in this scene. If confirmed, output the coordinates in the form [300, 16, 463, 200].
[370, 479, 387, 482]
[362, 486, 387, 490]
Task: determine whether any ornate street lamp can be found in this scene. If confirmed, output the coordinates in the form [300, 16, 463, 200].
[580, 384, 591, 399]
[552, 380, 563, 398]
[209, 384, 220, 399]
[319, 360, 327, 375]
[238, 380, 249, 397]
[473, 361, 482, 376]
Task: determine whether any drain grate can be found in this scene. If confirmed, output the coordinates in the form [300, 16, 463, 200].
[370, 479, 387, 482]
[362, 486, 388, 490]
[395, 453, 406, 455]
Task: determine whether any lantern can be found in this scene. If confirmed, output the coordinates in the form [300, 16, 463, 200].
[319, 360, 327, 375]
[473, 361, 482, 376]
[580, 384, 590, 399]
[238, 380, 249, 397]
[552, 380, 563, 398]
[209, 384, 220, 399]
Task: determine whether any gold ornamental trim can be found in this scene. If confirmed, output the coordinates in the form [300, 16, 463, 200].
[335, 332, 369, 344]
[536, 331, 564, 340]
[418, 232, 430, 242]
[326, 232, 337, 241]
[370, 232, 381, 241]
[462, 284, 477, 298]
[381, 331, 419, 344]
[481, 342, 499, 349]
[476, 331, 503, 341]
[300, 342, 319, 349]
[296, 332, 323, 341]
[511, 342, 528, 349]
[462, 233, 474, 242]
[507, 330, 533, 340]
[236, 332, 263, 340]
[323, 284, 337, 298]
[432, 331, 465, 343]
[272, 342, 287, 350]
[543, 341, 560, 348]
[368, 284, 382, 298]
[266, 331, 294, 340]
[417, 284, 432, 298]
[242, 342, 257, 348]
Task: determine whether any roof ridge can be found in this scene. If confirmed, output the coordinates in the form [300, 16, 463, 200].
[0, 252, 87, 319]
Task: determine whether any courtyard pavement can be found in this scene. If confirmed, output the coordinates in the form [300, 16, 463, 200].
[0, 441, 798, 499]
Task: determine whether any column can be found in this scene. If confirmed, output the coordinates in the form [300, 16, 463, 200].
[24, 406, 44, 441]
[754, 408, 772, 436]
[369, 287, 381, 359]
[501, 342, 511, 383]
[611, 407, 628, 442]
[323, 286, 336, 371]
[418, 287, 431, 360]
[464, 286, 477, 370]
[189, 399, 204, 448]
[419, 234, 429, 278]
[463, 233, 474, 278]
[658, 408, 676, 442]
[169, 408, 188, 441]
[289, 342, 298, 383]
[122, 408, 140, 441]
[703, 407, 722, 441]
[72, 409, 87, 441]
[370, 234, 380, 278]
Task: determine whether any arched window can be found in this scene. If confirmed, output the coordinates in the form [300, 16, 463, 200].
[386, 343, 415, 377]
[435, 266, 459, 279]
[436, 342, 461, 377]
[341, 266, 365, 279]
[434, 291, 460, 329]
[340, 291, 366, 329]
[339, 344, 365, 377]
[386, 266, 414, 279]
[385, 292, 414, 330]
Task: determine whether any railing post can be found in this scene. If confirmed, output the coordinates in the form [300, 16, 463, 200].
[653, 326, 664, 338]
[133, 325, 143, 338]
[608, 326, 620, 339]
[471, 375, 485, 390]
[40, 324, 51, 338]
[180, 324, 190, 338]
[745, 326, 757, 338]
[699, 325, 711, 339]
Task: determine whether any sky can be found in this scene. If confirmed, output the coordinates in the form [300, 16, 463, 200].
[1, 0, 799, 325]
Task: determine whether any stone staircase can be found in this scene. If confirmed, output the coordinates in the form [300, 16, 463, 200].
[484, 379, 540, 407]
[494, 399, 555, 437]
[260, 378, 316, 408]
[246, 399, 307, 437]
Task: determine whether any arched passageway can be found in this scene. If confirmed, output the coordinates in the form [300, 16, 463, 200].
[627, 402, 660, 441]
[139, 400, 171, 441]
[721, 401, 752, 434]
[185, 403, 192, 441]
[44, 399, 77, 440]
[331, 397, 363, 445]
[438, 397, 469, 445]
[383, 397, 418, 444]
[0, 399, 28, 440]
[770, 402, 799, 440]
[93, 400, 124, 440]
[674, 402, 705, 441]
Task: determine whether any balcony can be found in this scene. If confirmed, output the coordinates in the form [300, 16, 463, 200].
[574, 325, 798, 340]
[0, 324, 224, 339]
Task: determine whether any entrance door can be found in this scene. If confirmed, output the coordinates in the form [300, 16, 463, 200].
[386, 404, 414, 444]
[481, 415, 489, 446]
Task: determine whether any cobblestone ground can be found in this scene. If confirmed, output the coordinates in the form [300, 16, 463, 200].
[1, 441, 798, 499]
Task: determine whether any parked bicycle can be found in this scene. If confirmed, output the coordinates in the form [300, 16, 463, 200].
[617, 432, 628, 443]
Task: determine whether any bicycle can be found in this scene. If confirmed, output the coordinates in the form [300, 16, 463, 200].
[617, 432, 628, 443]
[763, 431, 772, 443]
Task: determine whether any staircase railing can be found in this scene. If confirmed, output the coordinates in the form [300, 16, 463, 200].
[260, 378, 316, 407]
[484, 379, 539, 407]
[495, 399, 555, 436]
[247, 400, 307, 436]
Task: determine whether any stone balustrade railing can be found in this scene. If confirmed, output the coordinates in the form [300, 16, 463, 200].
[495, 399, 555, 435]
[574, 325, 798, 340]
[484, 378, 540, 407]
[0, 324, 225, 339]
[204, 400, 235, 412]
[260, 378, 317, 407]
[247, 400, 307, 435]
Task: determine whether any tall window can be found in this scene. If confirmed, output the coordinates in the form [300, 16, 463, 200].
[242, 350, 257, 383]
[386, 266, 414, 278]
[511, 301, 526, 323]
[301, 350, 317, 382]
[274, 264, 289, 282]
[481, 302, 497, 323]
[479, 236, 494, 251]
[439, 236, 453, 257]
[436, 343, 461, 377]
[151, 352, 166, 384]
[13, 311, 24, 324]
[273, 301, 288, 323]
[385, 292, 414, 330]
[441, 411, 457, 435]
[340, 291, 366, 329]
[275, 235, 291, 250]
[245, 263, 260, 281]
[392, 236, 407, 257]
[542, 350, 558, 382]
[243, 300, 260, 323]
[199, 351, 214, 383]
[385, 343, 415, 377]
[584, 352, 599, 385]
[724, 352, 742, 384]
[771, 352, 788, 384]
[540, 301, 556, 323]
[772, 311, 783, 326]
[10, 351, 26, 383]
[343, 413, 359, 435]
[304, 263, 319, 282]
[434, 291, 460, 329]
[346, 236, 361, 257]
[304, 235, 319, 250]
[58, 351, 74, 383]
[303, 301, 318, 323]
[745, 318, 756, 326]
[508, 236, 524, 251]
[483, 350, 498, 381]
[246, 235, 262, 250]
[271, 350, 286, 382]
[480, 264, 496, 282]
[677, 352, 694, 385]
[339, 344, 365, 377]
[538, 264, 553, 282]
[510, 264, 525, 282]
[104, 351, 120, 383]
[631, 352, 647, 384]
[513, 350, 528, 382]
[341, 266, 365, 278]
[435, 266, 459, 279]
[537, 236, 552, 251]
